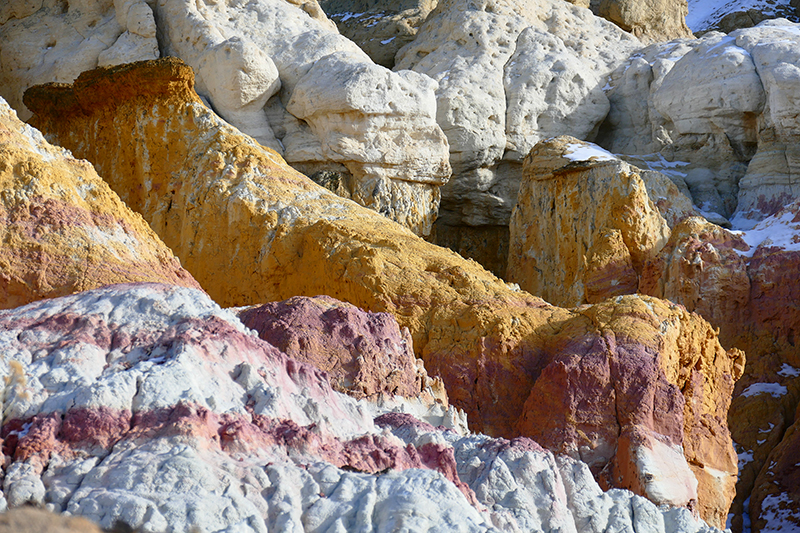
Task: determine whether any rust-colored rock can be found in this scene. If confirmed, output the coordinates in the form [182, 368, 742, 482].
[0, 94, 200, 309]
[25, 60, 743, 526]
[237, 295, 447, 403]
[507, 136, 699, 307]
[515, 295, 743, 528]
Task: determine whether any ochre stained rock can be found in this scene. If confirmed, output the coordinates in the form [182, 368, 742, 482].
[506, 136, 699, 307]
[25, 59, 742, 526]
[515, 295, 744, 528]
[237, 295, 447, 403]
[0, 95, 200, 309]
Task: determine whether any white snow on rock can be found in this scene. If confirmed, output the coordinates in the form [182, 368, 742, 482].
[739, 382, 789, 398]
[687, 0, 796, 33]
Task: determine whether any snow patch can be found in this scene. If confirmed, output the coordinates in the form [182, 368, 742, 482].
[777, 363, 800, 377]
[740, 382, 788, 398]
[563, 143, 616, 163]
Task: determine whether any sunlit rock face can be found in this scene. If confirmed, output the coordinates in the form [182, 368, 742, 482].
[0, 95, 200, 308]
[23, 59, 741, 527]
[0, 283, 725, 533]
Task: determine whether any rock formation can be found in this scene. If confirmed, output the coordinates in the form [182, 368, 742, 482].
[394, 0, 642, 273]
[319, 0, 438, 68]
[507, 136, 704, 306]
[0, 0, 158, 121]
[598, 20, 800, 228]
[509, 136, 800, 533]
[0, 283, 725, 533]
[0, 0, 450, 236]
[23, 59, 743, 527]
[237, 295, 448, 403]
[0, 95, 200, 309]
[152, 0, 450, 236]
[595, 0, 694, 43]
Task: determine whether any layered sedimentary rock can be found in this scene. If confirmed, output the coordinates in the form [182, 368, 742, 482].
[25, 59, 742, 526]
[0, 283, 726, 533]
[153, 0, 450, 235]
[393, 0, 642, 272]
[237, 295, 448, 403]
[595, 0, 693, 43]
[319, 0, 438, 68]
[0, 0, 159, 121]
[0, 96, 200, 309]
[511, 136, 800, 533]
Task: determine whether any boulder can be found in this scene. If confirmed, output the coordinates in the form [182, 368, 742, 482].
[25, 60, 743, 525]
[0, 284, 726, 532]
[319, 0, 438, 68]
[237, 295, 448, 403]
[394, 0, 641, 271]
[0, 0, 158, 121]
[506, 137, 702, 307]
[153, 0, 450, 235]
[0, 95, 200, 309]
[595, 0, 693, 43]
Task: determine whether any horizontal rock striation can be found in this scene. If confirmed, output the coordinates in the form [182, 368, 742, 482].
[24, 59, 741, 526]
[0, 95, 200, 309]
[0, 283, 724, 532]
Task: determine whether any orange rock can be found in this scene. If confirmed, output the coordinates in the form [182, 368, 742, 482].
[25, 59, 743, 526]
[0, 94, 200, 309]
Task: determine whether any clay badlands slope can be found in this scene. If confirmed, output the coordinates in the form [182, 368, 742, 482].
[0, 0, 799, 532]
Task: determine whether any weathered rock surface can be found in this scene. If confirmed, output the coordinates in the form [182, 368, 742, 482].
[0, 283, 724, 533]
[512, 137, 800, 533]
[237, 295, 448, 403]
[24, 59, 743, 525]
[319, 0, 438, 68]
[394, 0, 642, 271]
[506, 137, 703, 307]
[153, 0, 450, 235]
[596, 0, 693, 43]
[0, 96, 200, 309]
[0, 0, 159, 121]
[598, 20, 800, 226]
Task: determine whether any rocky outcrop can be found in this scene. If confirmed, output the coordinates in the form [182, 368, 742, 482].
[0, 96, 200, 309]
[598, 20, 800, 227]
[319, 0, 438, 68]
[595, 0, 693, 43]
[394, 0, 641, 272]
[511, 136, 800, 533]
[0, 283, 725, 533]
[506, 137, 703, 307]
[152, 0, 450, 235]
[237, 295, 448, 403]
[0, 0, 158, 121]
[25, 60, 743, 526]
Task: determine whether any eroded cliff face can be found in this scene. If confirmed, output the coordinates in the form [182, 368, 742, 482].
[0, 94, 200, 308]
[22, 58, 743, 527]
[509, 135, 800, 533]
